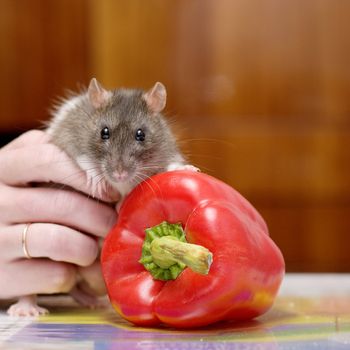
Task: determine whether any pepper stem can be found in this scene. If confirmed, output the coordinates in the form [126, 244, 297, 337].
[151, 236, 212, 274]
[139, 222, 213, 281]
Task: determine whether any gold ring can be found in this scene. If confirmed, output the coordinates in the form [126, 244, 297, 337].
[22, 223, 32, 259]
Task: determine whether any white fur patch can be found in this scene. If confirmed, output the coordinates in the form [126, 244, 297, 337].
[76, 155, 105, 198]
[46, 95, 83, 135]
[114, 182, 134, 198]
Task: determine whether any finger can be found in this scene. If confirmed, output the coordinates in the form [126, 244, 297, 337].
[1, 130, 49, 152]
[0, 186, 117, 238]
[2, 223, 99, 266]
[0, 259, 77, 299]
[0, 143, 119, 202]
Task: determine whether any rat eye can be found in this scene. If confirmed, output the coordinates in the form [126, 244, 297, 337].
[101, 127, 110, 140]
[135, 128, 145, 142]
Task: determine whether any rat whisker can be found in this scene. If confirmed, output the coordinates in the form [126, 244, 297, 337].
[136, 166, 163, 173]
[87, 172, 110, 200]
[136, 171, 163, 195]
[181, 152, 224, 161]
[178, 137, 237, 148]
[133, 173, 159, 199]
[132, 177, 151, 201]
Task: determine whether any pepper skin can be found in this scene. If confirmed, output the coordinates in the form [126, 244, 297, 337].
[101, 170, 285, 328]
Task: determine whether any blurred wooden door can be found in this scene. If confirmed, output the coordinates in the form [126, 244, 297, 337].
[1, 0, 349, 272]
[0, 0, 89, 132]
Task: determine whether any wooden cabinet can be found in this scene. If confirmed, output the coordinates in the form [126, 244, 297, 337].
[1, 0, 349, 271]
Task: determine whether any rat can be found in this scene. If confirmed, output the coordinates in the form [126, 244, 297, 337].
[47, 78, 196, 200]
[7, 78, 198, 317]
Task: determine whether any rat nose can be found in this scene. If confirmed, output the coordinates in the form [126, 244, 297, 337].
[113, 170, 129, 182]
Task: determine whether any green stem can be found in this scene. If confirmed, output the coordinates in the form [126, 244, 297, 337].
[139, 222, 213, 281]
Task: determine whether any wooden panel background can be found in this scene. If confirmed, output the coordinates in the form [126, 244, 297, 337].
[0, 0, 89, 131]
[0, 0, 349, 272]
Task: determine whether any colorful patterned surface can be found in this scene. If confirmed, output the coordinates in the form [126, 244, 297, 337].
[1, 274, 350, 349]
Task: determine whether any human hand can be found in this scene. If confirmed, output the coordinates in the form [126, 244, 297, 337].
[0, 130, 118, 301]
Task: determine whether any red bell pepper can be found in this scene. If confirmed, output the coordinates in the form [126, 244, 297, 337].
[101, 170, 284, 328]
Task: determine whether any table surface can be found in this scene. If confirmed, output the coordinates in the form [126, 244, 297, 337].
[1, 273, 350, 350]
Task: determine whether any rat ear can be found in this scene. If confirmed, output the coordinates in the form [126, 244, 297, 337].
[88, 78, 111, 109]
[143, 82, 167, 113]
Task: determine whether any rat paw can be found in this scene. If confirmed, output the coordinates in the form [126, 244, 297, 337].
[167, 163, 200, 172]
[7, 299, 49, 317]
[181, 164, 200, 172]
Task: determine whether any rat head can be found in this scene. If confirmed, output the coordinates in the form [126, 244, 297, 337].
[84, 78, 179, 194]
